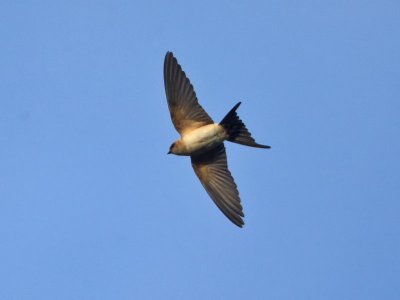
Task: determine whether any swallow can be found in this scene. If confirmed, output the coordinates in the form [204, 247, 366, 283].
[164, 51, 270, 227]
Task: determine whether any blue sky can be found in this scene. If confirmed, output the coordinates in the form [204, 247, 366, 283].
[1, 1, 399, 299]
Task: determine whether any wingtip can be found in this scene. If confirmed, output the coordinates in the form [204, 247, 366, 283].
[229, 213, 245, 228]
[164, 51, 173, 64]
[235, 219, 245, 228]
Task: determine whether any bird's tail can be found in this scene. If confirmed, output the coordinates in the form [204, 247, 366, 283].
[219, 102, 271, 149]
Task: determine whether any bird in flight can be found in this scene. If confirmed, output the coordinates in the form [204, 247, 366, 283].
[164, 51, 270, 227]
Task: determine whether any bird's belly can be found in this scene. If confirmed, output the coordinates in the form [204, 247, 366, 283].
[182, 124, 226, 154]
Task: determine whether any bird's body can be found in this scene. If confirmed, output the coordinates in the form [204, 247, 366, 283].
[171, 124, 226, 156]
[164, 51, 270, 227]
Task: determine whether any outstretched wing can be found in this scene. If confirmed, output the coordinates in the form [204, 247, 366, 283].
[164, 52, 213, 135]
[191, 144, 244, 227]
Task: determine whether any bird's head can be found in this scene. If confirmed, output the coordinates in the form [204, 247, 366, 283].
[167, 142, 176, 154]
[167, 140, 186, 155]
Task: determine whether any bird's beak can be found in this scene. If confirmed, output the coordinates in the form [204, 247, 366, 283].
[167, 150, 171, 154]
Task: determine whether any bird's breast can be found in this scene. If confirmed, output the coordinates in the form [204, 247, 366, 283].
[181, 124, 226, 155]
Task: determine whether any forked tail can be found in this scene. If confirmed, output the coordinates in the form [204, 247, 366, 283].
[220, 102, 271, 149]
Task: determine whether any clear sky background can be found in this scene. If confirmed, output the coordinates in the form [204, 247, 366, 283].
[1, 1, 399, 299]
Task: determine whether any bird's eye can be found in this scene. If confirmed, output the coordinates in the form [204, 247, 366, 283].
[170, 143, 175, 150]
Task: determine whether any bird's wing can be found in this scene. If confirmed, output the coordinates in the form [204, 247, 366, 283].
[164, 52, 214, 136]
[191, 144, 244, 227]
